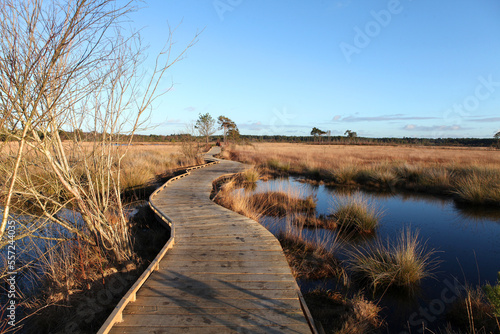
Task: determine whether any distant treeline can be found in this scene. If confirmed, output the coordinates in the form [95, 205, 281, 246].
[2, 130, 497, 148]
[130, 134, 499, 148]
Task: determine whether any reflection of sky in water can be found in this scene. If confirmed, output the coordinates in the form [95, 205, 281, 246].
[0, 208, 85, 297]
[253, 177, 500, 332]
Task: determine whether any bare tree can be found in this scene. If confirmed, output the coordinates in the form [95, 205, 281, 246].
[195, 113, 216, 145]
[0, 0, 199, 262]
[180, 122, 202, 164]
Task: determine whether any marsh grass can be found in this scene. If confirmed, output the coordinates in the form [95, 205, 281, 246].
[247, 192, 316, 217]
[348, 228, 438, 293]
[120, 144, 203, 190]
[333, 195, 382, 234]
[226, 143, 500, 206]
[453, 171, 500, 205]
[278, 231, 343, 280]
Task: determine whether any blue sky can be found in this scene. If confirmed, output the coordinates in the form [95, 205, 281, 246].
[131, 0, 500, 138]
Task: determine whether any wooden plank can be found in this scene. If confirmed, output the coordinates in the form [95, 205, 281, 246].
[170, 244, 284, 252]
[146, 272, 298, 283]
[136, 286, 299, 300]
[125, 295, 303, 310]
[110, 324, 309, 334]
[123, 306, 304, 317]
[110, 313, 308, 328]
[143, 279, 298, 291]
[158, 254, 289, 263]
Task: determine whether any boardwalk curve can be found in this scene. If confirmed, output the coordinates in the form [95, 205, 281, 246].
[99, 147, 315, 333]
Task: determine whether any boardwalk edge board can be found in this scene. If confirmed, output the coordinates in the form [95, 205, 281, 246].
[97, 160, 220, 334]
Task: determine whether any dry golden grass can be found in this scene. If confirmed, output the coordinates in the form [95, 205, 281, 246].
[1, 142, 202, 194]
[228, 143, 500, 170]
[226, 143, 500, 205]
[119, 143, 203, 189]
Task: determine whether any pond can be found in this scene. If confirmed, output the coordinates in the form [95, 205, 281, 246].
[247, 177, 500, 333]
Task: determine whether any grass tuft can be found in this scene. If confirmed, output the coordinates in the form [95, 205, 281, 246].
[348, 228, 437, 293]
[333, 195, 381, 234]
[241, 167, 260, 183]
[453, 171, 500, 205]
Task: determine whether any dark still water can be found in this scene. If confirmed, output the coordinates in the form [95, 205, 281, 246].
[250, 177, 500, 333]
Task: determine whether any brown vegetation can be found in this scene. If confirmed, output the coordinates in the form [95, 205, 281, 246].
[213, 177, 316, 219]
[304, 289, 383, 334]
[279, 231, 343, 280]
[224, 143, 500, 206]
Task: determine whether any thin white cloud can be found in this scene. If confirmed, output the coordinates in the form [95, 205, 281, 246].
[468, 117, 500, 122]
[403, 124, 464, 132]
[335, 114, 439, 122]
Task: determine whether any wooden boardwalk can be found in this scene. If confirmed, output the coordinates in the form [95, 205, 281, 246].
[102, 147, 314, 334]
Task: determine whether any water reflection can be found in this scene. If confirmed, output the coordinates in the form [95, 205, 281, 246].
[249, 177, 500, 332]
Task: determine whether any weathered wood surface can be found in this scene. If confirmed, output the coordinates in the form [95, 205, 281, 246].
[106, 147, 313, 333]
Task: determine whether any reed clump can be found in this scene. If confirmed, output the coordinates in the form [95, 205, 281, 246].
[333, 195, 382, 234]
[239, 167, 260, 184]
[348, 228, 437, 293]
[453, 169, 500, 205]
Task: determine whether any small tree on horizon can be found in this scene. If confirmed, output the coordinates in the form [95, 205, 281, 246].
[495, 131, 500, 139]
[311, 127, 327, 141]
[195, 113, 216, 145]
[218, 116, 238, 144]
[345, 129, 357, 138]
